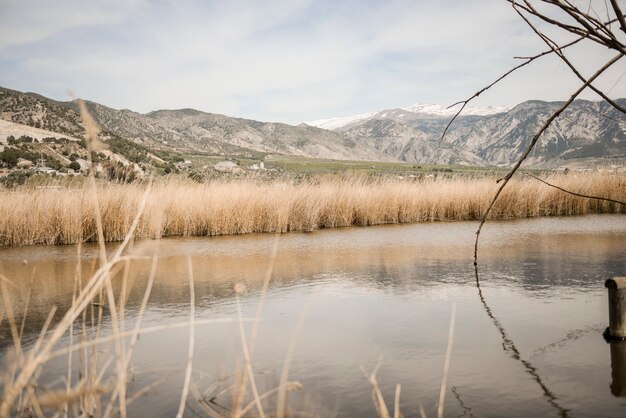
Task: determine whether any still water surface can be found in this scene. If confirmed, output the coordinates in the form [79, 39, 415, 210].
[1, 214, 626, 417]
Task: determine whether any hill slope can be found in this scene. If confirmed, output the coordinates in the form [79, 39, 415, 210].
[1, 86, 625, 167]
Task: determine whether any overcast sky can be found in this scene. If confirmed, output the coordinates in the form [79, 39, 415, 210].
[0, 0, 624, 124]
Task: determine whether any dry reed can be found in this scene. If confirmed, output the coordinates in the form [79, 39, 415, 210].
[3, 169, 618, 415]
[0, 172, 624, 247]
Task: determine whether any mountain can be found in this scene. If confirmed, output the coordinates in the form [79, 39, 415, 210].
[0, 87, 391, 162]
[310, 99, 626, 167]
[306, 102, 512, 130]
[1, 85, 625, 168]
[85, 102, 395, 161]
[438, 99, 626, 166]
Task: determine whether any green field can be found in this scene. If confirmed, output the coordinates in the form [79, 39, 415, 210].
[262, 154, 509, 175]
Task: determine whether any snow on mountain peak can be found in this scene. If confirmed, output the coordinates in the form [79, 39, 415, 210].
[305, 102, 512, 130]
[304, 111, 378, 130]
[403, 103, 512, 116]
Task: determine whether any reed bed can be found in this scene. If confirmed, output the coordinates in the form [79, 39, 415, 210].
[2, 170, 624, 417]
[0, 172, 624, 247]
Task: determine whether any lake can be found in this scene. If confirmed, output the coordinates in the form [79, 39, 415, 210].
[1, 214, 625, 417]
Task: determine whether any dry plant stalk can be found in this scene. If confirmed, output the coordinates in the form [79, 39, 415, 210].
[362, 360, 395, 418]
[175, 256, 196, 418]
[0, 103, 155, 418]
[233, 284, 266, 418]
[1, 172, 624, 247]
[276, 295, 312, 418]
[437, 303, 456, 418]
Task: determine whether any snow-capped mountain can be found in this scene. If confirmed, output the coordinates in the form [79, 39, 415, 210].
[304, 111, 378, 130]
[1, 85, 624, 168]
[339, 99, 626, 167]
[306, 102, 513, 130]
[402, 103, 512, 117]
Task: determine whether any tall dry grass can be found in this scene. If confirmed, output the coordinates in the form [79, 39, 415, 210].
[3, 168, 621, 415]
[0, 172, 624, 247]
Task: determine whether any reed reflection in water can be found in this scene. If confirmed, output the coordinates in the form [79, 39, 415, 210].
[1, 214, 626, 417]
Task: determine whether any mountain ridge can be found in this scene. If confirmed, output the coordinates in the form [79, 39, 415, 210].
[305, 102, 513, 130]
[1, 85, 625, 168]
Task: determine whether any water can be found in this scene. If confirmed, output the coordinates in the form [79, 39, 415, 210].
[1, 214, 625, 417]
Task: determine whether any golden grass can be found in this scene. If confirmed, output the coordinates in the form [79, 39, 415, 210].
[0, 172, 624, 247]
[3, 168, 623, 416]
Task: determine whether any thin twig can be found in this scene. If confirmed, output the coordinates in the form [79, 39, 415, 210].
[234, 291, 266, 418]
[48, 317, 256, 362]
[234, 232, 280, 414]
[276, 295, 312, 418]
[610, 0, 626, 34]
[510, 1, 624, 51]
[473, 52, 624, 265]
[362, 360, 391, 418]
[513, 1, 626, 114]
[474, 265, 570, 416]
[418, 403, 427, 418]
[239, 382, 303, 417]
[176, 257, 196, 418]
[439, 35, 586, 141]
[452, 386, 476, 418]
[393, 384, 401, 418]
[437, 303, 456, 418]
[526, 173, 626, 206]
[125, 378, 167, 407]
[0, 176, 154, 416]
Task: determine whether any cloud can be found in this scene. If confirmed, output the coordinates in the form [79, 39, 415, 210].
[0, 0, 624, 123]
[0, 0, 146, 49]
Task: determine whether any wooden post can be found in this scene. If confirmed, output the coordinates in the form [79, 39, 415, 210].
[610, 340, 626, 396]
[605, 277, 626, 339]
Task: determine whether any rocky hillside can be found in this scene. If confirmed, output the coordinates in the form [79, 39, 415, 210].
[1, 86, 624, 167]
[0, 88, 83, 136]
[84, 102, 392, 161]
[0, 87, 391, 161]
[327, 99, 626, 167]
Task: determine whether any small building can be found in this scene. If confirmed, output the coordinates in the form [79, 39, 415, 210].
[214, 161, 242, 173]
[36, 166, 56, 174]
[249, 161, 265, 171]
[176, 160, 192, 169]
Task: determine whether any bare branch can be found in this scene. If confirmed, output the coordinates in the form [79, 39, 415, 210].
[473, 52, 624, 265]
[510, 0, 608, 45]
[473, 265, 571, 416]
[526, 173, 626, 206]
[511, 0, 626, 52]
[555, 0, 621, 45]
[439, 35, 587, 141]
[610, 0, 626, 34]
[514, 2, 626, 114]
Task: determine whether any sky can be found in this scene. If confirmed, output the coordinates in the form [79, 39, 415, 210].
[0, 0, 625, 124]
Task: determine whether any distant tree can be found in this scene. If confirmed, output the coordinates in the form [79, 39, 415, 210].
[0, 148, 19, 168]
[105, 162, 136, 183]
[0, 170, 32, 188]
[69, 161, 81, 171]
